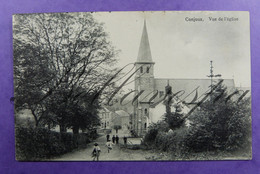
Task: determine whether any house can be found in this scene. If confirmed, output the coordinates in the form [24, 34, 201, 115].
[111, 110, 130, 131]
[99, 107, 113, 130]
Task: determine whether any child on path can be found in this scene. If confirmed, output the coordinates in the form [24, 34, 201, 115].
[106, 134, 110, 141]
[123, 136, 127, 146]
[105, 140, 114, 153]
[92, 143, 101, 161]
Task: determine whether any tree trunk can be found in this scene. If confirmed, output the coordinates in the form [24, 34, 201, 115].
[31, 108, 39, 127]
[73, 126, 79, 135]
[35, 119, 39, 127]
[60, 124, 67, 133]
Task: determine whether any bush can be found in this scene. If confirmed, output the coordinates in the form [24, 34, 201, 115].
[15, 127, 97, 161]
[185, 96, 251, 153]
[154, 132, 168, 151]
[143, 121, 169, 145]
[142, 88, 251, 159]
[144, 128, 158, 144]
[165, 112, 185, 130]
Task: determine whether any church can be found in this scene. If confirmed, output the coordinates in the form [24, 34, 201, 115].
[131, 21, 236, 136]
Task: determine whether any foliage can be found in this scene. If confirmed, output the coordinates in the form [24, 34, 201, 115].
[13, 13, 119, 132]
[163, 86, 187, 130]
[144, 124, 188, 154]
[186, 94, 251, 152]
[113, 125, 122, 131]
[164, 112, 185, 130]
[15, 127, 98, 161]
[143, 84, 251, 159]
[143, 121, 169, 144]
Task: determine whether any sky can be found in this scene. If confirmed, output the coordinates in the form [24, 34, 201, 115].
[93, 11, 251, 88]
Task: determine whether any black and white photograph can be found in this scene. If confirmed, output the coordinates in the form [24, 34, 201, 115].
[13, 11, 251, 161]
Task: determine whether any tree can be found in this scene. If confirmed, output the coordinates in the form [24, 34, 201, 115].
[186, 84, 251, 153]
[13, 13, 119, 132]
[163, 85, 186, 130]
[113, 125, 122, 133]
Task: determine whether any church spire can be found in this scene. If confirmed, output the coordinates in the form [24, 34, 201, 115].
[136, 20, 153, 63]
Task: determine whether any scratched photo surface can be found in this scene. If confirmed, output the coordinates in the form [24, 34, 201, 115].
[13, 11, 251, 161]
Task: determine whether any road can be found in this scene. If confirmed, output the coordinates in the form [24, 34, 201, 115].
[51, 134, 168, 161]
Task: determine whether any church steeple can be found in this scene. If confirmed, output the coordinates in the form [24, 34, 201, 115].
[136, 20, 153, 63]
[133, 20, 155, 137]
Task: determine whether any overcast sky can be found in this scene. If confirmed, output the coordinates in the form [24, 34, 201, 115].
[93, 11, 251, 87]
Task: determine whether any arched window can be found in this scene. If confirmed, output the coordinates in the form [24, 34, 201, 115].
[144, 108, 148, 114]
[144, 123, 147, 129]
[146, 67, 150, 73]
[140, 67, 143, 73]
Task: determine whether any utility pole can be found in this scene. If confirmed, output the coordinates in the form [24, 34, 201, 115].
[207, 61, 222, 100]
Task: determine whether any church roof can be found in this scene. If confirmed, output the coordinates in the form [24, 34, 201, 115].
[154, 78, 236, 102]
[136, 21, 153, 63]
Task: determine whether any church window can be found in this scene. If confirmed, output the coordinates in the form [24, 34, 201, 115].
[146, 67, 150, 73]
[140, 67, 143, 73]
[144, 108, 148, 114]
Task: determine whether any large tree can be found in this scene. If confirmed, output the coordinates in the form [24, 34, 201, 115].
[185, 85, 251, 153]
[13, 13, 119, 132]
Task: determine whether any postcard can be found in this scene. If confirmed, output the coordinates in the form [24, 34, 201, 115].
[13, 11, 251, 161]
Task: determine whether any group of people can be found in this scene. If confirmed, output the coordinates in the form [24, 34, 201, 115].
[91, 134, 128, 161]
[107, 134, 119, 144]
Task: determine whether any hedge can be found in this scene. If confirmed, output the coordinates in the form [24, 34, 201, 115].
[15, 127, 98, 161]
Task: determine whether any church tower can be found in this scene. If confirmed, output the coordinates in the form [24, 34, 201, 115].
[133, 21, 155, 136]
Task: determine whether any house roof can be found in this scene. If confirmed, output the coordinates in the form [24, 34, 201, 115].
[154, 78, 236, 102]
[115, 110, 130, 117]
[136, 20, 153, 63]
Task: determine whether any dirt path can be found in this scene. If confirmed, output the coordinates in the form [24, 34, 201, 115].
[51, 135, 166, 161]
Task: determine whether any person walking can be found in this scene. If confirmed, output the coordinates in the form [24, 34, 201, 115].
[106, 134, 110, 141]
[123, 136, 127, 146]
[115, 135, 119, 144]
[112, 135, 116, 144]
[106, 140, 114, 153]
[92, 143, 101, 161]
